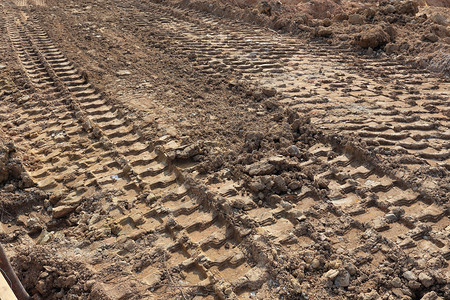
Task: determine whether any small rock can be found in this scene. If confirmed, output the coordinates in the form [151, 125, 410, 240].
[288, 181, 301, 190]
[355, 26, 390, 49]
[317, 26, 332, 37]
[334, 13, 348, 21]
[328, 260, 342, 269]
[407, 280, 421, 290]
[349, 14, 364, 25]
[345, 263, 357, 275]
[273, 176, 287, 192]
[384, 4, 396, 14]
[0, 64, 6, 70]
[36, 280, 46, 294]
[246, 161, 275, 176]
[385, 43, 399, 54]
[249, 180, 265, 192]
[365, 7, 376, 18]
[403, 270, 417, 281]
[418, 272, 434, 288]
[49, 191, 64, 204]
[268, 194, 282, 205]
[385, 213, 397, 222]
[391, 277, 402, 288]
[422, 33, 439, 43]
[323, 269, 339, 281]
[431, 13, 447, 25]
[334, 270, 350, 287]
[421, 291, 438, 300]
[280, 201, 292, 210]
[287, 145, 301, 157]
[361, 291, 380, 300]
[231, 198, 246, 209]
[432, 24, 450, 38]
[146, 193, 160, 203]
[262, 87, 277, 97]
[322, 18, 332, 27]
[395, 0, 418, 16]
[124, 239, 136, 252]
[21, 173, 34, 188]
[52, 205, 76, 218]
[116, 70, 131, 76]
[311, 258, 321, 269]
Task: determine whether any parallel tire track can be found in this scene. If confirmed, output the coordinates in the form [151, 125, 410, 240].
[125, 0, 449, 173]
[2, 10, 274, 298]
[2, 0, 449, 297]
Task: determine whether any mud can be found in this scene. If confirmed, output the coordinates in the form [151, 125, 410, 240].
[0, 0, 448, 299]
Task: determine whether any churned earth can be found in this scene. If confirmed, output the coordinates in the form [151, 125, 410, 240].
[0, 0, 448, 299]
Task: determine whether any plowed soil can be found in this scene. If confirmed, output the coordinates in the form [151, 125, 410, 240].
[0, 0, 448, 299]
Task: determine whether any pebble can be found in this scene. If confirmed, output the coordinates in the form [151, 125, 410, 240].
[334, 270, 350, 287]
[391, 277, 402, 288]
[431, 13, 448, 25]
[421, 291, 439, 300]
[418, 272, 434, 287]
[385, 213, 397, 222]
[262, 87, 277, 97]
[407, 280, 421, 290]
[403, 270, 417, 281]
[422, 33, 439, 43]
[348, 14, 364, 25]
[116, 70, 131, 76]
[323, 269, 339, 281]
[311, 258, 321, 269]
[287, 145, 301, 157]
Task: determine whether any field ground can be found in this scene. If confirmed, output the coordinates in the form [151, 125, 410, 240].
[0, 0, 448, 299]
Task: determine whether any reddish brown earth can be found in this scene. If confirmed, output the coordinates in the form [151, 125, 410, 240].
[0, 0, 448, 299]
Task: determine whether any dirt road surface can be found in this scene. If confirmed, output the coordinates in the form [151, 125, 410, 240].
[0, 0, 448, 299]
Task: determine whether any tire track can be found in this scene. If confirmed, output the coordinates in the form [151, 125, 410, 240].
[3, 0, 449, 297]
[125, 0, 450, 174]
[2, 10, 275, 298]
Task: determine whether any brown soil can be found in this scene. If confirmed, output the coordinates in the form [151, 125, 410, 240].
[0, 0, 448, 299]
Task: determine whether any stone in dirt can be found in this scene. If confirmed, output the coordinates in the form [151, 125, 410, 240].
[422, 33, 439, 43]
[348, 14, 364, 25]
[317, 26, 333, 37]
[420, 291, 439, 300]
[394, 0, 419, 15]
[418, 272, 434, 287]
[52, 205, 76, 218]
[402, 270, 417, 281]
[116, 70, 131, 76]
[431, 13, 448, 25]
[262, 87, 277, 97]
[334, 270, 350, 287]
[245, 161, 275, 176]
[323, 269, 339, 281]
[361, 290, 380, 300]
[354, 26, 390, 49]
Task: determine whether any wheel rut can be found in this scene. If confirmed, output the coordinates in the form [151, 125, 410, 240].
[1, 9, 274, 298]
[124, 0, 449, 175]
[1, 0, 449, 298]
